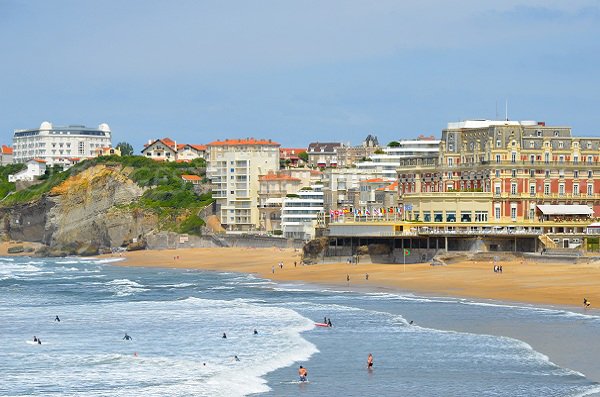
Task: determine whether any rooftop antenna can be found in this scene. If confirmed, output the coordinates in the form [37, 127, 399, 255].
[505, 99, 508, 121]
[495, 100, 498, 120]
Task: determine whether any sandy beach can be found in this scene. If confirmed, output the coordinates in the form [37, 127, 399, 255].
[110, 247, 600, 310]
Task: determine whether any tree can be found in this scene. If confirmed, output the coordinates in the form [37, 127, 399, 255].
[298, 151, 309, 163]
[387, 141, 400, 147]
[116, 142, 134, 156]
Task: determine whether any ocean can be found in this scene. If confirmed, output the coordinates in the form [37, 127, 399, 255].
[1, 256, 599, 397]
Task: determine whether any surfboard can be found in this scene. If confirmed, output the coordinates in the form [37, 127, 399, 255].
[314, 322, 329, 327]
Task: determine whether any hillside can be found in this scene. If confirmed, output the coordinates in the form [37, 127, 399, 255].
[0, 156, 213, 256]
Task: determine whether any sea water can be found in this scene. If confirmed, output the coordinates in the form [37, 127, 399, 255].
[1, 256, 599, 397]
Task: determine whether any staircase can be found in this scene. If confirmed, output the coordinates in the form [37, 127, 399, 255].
[538, 234, 557, 249]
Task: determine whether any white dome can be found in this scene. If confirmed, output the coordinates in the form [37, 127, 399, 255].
[40, 121, 52, 130]
[98, 123, 111, 132]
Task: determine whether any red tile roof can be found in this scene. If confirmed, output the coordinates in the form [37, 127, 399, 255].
[181, 174, 202, 181]
[363, 178, 385, 183]
[1, 145, 13, 155]
[188, 144, 207, 151]
[208, 138, 280, 147]
[377, 181, 399, 191]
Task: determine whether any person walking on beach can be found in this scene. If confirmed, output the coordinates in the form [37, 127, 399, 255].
[298, 365, 308, 382]
[367, 353, 373, 369]
[347, 274, 350, 285]
[272, 265, 275, 274]
[584, 298, 591, 308]
[365, 273, 369, 281]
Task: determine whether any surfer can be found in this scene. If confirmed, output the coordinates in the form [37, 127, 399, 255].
[33, 336, 38, 342]
[253, 329, 258, 335]
[222, 332, 227, 339]
[327, 318, 332, 327]
[123, 333, 132, 341]
[37, 338, 41, 345]
[298, 365, 308, 382]
[55, 315, 60, 322]
[234, 355, 240, 361]
[367, 353, 373, 369]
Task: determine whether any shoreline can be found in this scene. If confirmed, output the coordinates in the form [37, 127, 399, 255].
[108, 247, 600, 310]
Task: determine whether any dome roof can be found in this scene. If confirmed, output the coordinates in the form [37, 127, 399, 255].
[40, 121, 52, 130]
[98, 123, 111, 132]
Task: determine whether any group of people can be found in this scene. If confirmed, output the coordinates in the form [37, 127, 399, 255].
[297, 353, 374, 382]
[323, 317, 333, 327]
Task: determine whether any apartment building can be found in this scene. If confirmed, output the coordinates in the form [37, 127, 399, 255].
[355, 137, 439, 179]
[258, 171, 303, 232]
[12, 121, 112, 165]
[207, 138, 280, 231]
[281, 185, 324, 240]
[307, 142, 342, 168]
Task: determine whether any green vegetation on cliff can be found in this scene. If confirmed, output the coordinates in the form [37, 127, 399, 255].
[0, 163, 26, 200]
[1, 156, 213, 236]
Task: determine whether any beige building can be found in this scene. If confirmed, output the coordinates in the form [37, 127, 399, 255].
[258, 172, 303, 232]
[207, 138, 280, 231]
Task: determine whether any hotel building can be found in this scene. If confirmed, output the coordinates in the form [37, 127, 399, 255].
[207, 138, 280, 231]
[12, 122, 112, 165]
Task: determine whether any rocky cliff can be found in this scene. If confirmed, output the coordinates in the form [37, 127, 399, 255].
[1, 164, 159, 256]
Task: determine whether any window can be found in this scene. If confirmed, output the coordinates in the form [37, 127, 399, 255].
[511, 207, 517, 220]
[588, 156, 593, 164]
[530, 170, 535, 178]
[530, 141, 535, 148]
[545, 170, 550, 178]
[589, 170, 593, 178]
[511, 183, 517, 195]
[544, 153, 549, 164]
[448, 158, 454, 166]
[494, 184, 501, 195]
[495, 207, 501, 220]
[544, 184, 550, 195]
[495, 169, 500, 178]
[537, 130, 542, 137]
[574, 170, 579, 178]
[496, 154, 501, 163]
[511, 169, 516, 178]
[573, 184, 579, 195]
[559, 141, 564, 149]
[529, 209, 535, 220]
[559, 156, 564, 164]
[530, 184, 536, 195]
[559, 184, 565, 195]
[588, 142, 592, 149]
[496, 140, 501, 148]
[511, 152, 516, 163]
[588, 184, 593, 195]
[475, 211, 488, 222]
[574, 156, 579, 164]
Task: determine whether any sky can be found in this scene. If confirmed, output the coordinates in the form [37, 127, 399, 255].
[1, 0, 600, 151]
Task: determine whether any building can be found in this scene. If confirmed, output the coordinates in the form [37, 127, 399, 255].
[1, 145, 13, 165]
[355, 136, 440, 179]
[321, 168, 381, 213]
[8, 159, 46, 182]
[336, 134, 380, 167]
[280, 148, 307, 168]
[12, 122, 112, 165]
[181, 174, 202, 185]
[307, 142, 343, 168]
[281, 185, 324, 240]
[94, 146, 121, 157]
[394, 119, 600, 250]
[258, 171, 303, 232]
[207, 138, 280, 231]
[142, 138, 206, 162]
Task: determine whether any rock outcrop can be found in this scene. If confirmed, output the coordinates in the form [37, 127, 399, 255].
[0, 165, 159, 256]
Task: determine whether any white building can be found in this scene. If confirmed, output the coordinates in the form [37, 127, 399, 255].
[8, 159, 47, 182]
[355, 138, 440, 178]
[281, 185, 324, 240]
[12, 121, 112, 165]
[141, 137, 207, 162]
[207, 138, 280, 231]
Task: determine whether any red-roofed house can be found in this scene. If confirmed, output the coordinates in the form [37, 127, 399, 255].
[141, 138, 206, 162]
[8, 159, 47, 182]
[181, 174, 202, 185]
[1, 145, 13, 165]
[279, 148, 306, 168]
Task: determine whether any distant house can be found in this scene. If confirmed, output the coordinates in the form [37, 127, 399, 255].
[279, 148, 306, 168]
[1, 145, 13, 165]
[8, 159, 46, 182]
[94, 146, 122, 157]
[181, 174, 202, 185]
[142, 138, 206, 162]
[307, 142, 343, 168]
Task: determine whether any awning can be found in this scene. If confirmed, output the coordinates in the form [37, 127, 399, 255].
[537, 204, 593, 216]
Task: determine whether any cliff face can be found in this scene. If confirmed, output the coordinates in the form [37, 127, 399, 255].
[1, 165, 159, 256]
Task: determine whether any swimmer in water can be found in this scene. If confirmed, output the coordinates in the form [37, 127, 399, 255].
[222, 333, 227, 339]
[253, 329, 258, 335]
[123, 333, 132, 341]
[367, 353, 373, 369]
[234, 355, 240, 361]
[55, 315, 60, 322]
[298, 365, 308, 382]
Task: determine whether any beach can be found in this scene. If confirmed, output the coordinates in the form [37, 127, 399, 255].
[113, 246, 600, 309]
